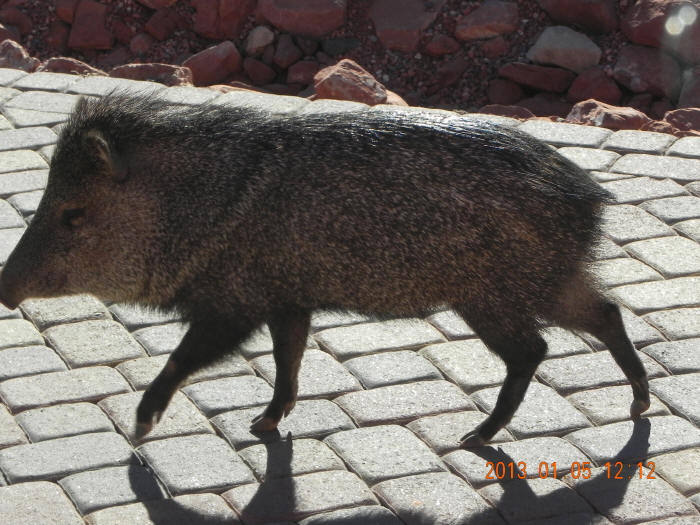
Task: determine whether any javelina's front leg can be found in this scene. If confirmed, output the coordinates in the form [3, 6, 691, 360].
[251, 307, 311, 432]
[135, 316, 255, 439]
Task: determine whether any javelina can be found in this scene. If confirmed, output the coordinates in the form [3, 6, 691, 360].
[0, 93, 650, 445]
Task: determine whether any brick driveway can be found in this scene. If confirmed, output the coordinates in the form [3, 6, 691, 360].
[0, 69, 699, 524]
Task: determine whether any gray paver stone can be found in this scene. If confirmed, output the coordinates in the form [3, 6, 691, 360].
[132, 322, 188, 355]
[0, 151, 47, 174]
[641, 195, 700, 223]
[59, 465, 166, 515]
[0, 114, 10, 129]
[611, 153, 700, 182]
[20, 295, 111, 331]
[0, 198, 24, 228]
[16, 402, 114, 442]
[108, 303, 181, 329]
[11, 72, 80, 91]
[645, 307, 700, 339]
[310, 310, 371, 331]
[0, 68, 27, 85]
[335, 379, 474, 426]
[182, 375, 273, 416]
[38, 143, 54, 161]
[557, 147, 619, 171]
[2, 107, 69, 128]
[212, 399, 356, 449]
[0, 481, 83, 525]
[156, 85, 219, 105]
[324, 425, 445, 484]
[85, 493, 241, 525]
[676, 218, 700, 242]
[0, 127, 57, 151]
[566, 466, 698, 523]
[480, 477, 593, 522]
[594, 237, 626, 259]
[0, 169, 47, 195]
[223, 470, 377, 524]
[99, 391, 214, 444]
[566, 385, 669, 426]
[238, 438, 345, 481]
[541, 327, 594, 357]
[138, 434, 255, 495]
[343, 350, 442, 388]
[373, 472, 505, 525]
[0, 431, 136, 482]
[0, 86, 19, 103]
[472, 382, 590, 438]
[566, 415, 700, 464]
[0, 318, 42, 349]
[0, 404, 26, 448]
[252, 349, 361, 398]
[625, 236, 700, 278]
[649, 373, 700, 426]
[667, 136, 700, 158]
[215, 90, 309, 114]
[315, 318, 445, 360]
[0, 366, 131, 411]
[421, 340, 506, 392]
[593, 257, 664, 287]
[407, 411, 512, 455]
[616, 307, 666, 347]
[603, 204, 674, 243]
[0, 345, 66, 381]
[4, 91, 80, 113]
[611, 277, 700, 314]
[0, 227, 24, 265]
[649, 448, 700, 495]
[44, 319, 145, 367]
[602, 129, 677, 154]
[68, 76, 164, 96]
[518, 120, 611, 147]
[600, 176, 687, 204]
[425, 309, 476, 339]
[299, 505, 403, 525]
[641, 338, 700, 374]
[517, 514, 613, 525]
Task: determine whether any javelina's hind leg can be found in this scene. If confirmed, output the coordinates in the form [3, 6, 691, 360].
[135, 316, 255, 439]
[454, 306, 548, 448]
[251, 307, 311, 432]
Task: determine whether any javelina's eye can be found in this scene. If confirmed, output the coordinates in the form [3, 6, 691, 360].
[61, 208, 85, 228]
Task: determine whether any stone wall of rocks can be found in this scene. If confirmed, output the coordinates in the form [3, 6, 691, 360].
[0, 0, 698, 133]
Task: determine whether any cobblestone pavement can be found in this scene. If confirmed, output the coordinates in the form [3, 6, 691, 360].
[0, 69, 699, 525]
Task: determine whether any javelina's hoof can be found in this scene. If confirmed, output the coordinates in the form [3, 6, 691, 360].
[250, 414, 280, 432]
[459, 432, 486, 448]
[630, 399, 651, 418]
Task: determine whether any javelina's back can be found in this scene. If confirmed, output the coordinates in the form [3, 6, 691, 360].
[0, 93, 649, 445]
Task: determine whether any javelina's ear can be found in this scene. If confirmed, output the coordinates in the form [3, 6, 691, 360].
[83, 129, 128, 182]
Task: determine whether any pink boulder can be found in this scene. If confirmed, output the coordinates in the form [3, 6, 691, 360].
[567, 99, 652, 130]
[0, 39, 38, 71]
[314, 58, 387, 105]
[0, 7, 32, 35]
[38, 56, 105, 75]
[145, 8, 183, 41]
[567, 67, 622, 104]
[498, 62, 576, 92]
[257, 0, 347, 39]
[487, 78, 523, 105]
[192, 0, 256, 40]
[243, 57, 277, 85]
[478, 104, 535, 119]
[273, 34, 303, 69]
[369, 0, 447, 53]
[613, 44, 681, 99]
[130, 33, 155, 55]
[480, 36, 509, 58]
[287, 60, 319, 84]
[424, 34, 460, 57]
[679, 65, 700, 108]
[182, 40, 242, 86]
[110, 63, 193, 86]
[664, 107, 700, 131]
[455, 1, 518, 41]
[56, 0, 78, 24]
[518, 93, 573, 118]
[537, 0, 617, 33]
[68, 0, 113, 50]
[46, 20, 70, 53]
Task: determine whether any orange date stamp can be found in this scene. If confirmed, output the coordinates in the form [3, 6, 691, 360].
[485, 461, 656, 480]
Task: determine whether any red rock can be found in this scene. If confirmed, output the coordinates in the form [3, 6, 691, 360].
[526, 26, 601, 73]
[135, 0, 178, 8]
[56, 0, 79, 24]
[679, 65, 700, 108]
[182, 40, 242, 86]
[650, 98, 674, 120]
[385, 90, 408, 106]
[46, 20, 70, 53]
[68, 0, 113, 50]
[295, 36, 318, 56]
[434, 56, 469, 89]
[130, 33, 154, 55]
[487, 78, 523, 105]
[0, 23, 20, 43]
[96, 47, 130, 70]
[110, 63, 192, 86]
[369, 0, 446, 52]
[664, 107, 700, 131]
[622, 0, 700, 64]
[537, 0, 617, 33]
[245, 26, 275, 57]
[518, 93, 573, 118]
[0, 39, 38, 71]
[424, 34, 460, 57]
[478, 104, 535, 119]
[273, 34, 302, 69]
[313, 58, 387, 105]
[261, 44, 275, 64]
[287, 59, 319, 84]
[112, 20, 134, 45]
[145, 8, 183, 41]
[0, 7, 32, 35]
[243, 57, 276, 85]
[566, 99, 652, 130]
[257, 0, 347, 39]
[192, 0, 256, 40]
[480, 36, 508, 58]
[640, 120, 677, 134]
[613, 44, 681, 99]
[37, 56, 105, 75]
[628, 92, 654, 114]
[264, 83, 299, 95]
[567, 67, 622, 104]
[499, 62, 576, 92]
[455, 1, 518, 41]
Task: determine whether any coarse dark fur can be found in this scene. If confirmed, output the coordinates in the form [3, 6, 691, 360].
[0, 93, 650, 444]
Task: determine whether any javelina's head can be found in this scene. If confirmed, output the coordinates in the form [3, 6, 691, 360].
[0, 97, 160, 310]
